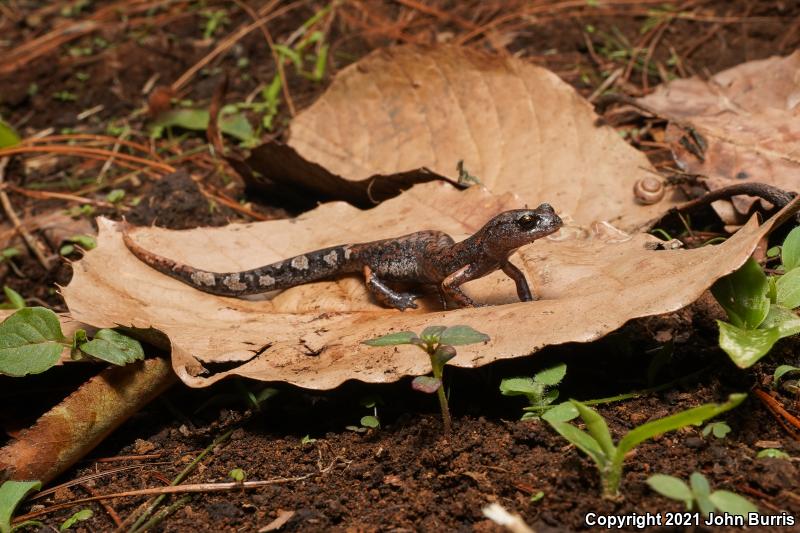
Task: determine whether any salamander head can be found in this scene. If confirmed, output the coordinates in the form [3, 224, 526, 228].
[480, 205, 562, 258]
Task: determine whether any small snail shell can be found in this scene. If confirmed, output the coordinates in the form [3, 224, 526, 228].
[633, 177, 665, 204]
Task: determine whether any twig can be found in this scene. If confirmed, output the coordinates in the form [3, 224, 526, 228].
[80, 483, 123, 528]
[14, 474, 314, 525]
[0, 145, 174, 173]
[734, 484, 783, 513]
[97, 127, 131, 183]
[123, 429, 234, 531]
[131, 495, 192, 533]
[197, 184, 271, 221]
[668, 183, 796, 218]
[3, 184, 114, 208]
[232, 0, 296, 117]
[170, 0, 303, 93]
[753, 389, 800, 439]
[0, 157, 51, 269]
[588, 67, 623, 103]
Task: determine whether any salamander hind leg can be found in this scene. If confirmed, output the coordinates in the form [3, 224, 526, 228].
[363, 266, 418, 311]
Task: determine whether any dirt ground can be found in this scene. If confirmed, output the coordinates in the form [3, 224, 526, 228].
[2, 1, 800, 531]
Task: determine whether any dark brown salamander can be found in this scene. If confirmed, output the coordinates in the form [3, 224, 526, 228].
[122, 205, 563, 310]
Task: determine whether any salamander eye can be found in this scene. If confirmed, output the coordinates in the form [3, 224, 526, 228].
[516, 214, 539, 230]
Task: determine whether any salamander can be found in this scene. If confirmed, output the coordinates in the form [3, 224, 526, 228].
[122, 204, 563, 310]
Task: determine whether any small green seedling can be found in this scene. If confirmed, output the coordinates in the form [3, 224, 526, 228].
[364, 325, 489, 433]
[702, 421, 731, 440]
[193, 382, 278, 414]
[200, 9, 229, 39]
[300, 435, 317, 446]
[0, 247, 19, 263]
[59, 509, 92, 531]
[0, 307, 144, 377]
[756, 448, 790, 460]
[59, 234, 97, 256]
[0, 480, 42, 533]
[500, 363, 567, 420]
[0, 286, 25, 310]
[773, 364, 800, 395]
[346, 396, 382, 432]
[545, 393, 745, 498]
[228, 468, 246, 482]
[360, 395, 382, 429]
[712, 227, 800, 367]
[0, 117, 20, 149]
[647, 472, 757, 517]
[65, 204, 95, 219]
[774, 364, 800, 385]
[106, 189, 125, 204]
[150, 107, 257, 145]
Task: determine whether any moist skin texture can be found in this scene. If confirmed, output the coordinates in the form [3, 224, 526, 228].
[122, 205, 563, 310]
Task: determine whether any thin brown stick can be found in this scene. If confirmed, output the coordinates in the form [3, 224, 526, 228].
[170, 0, 303, 93]
[20, 134, 158, 158]
[0, 157, 51, 269]
[94, 453, 164, 463]
[0, 146, 174, 173]
[3, 185, 114, 207]
[233, 0, 296, 117]
[734, 484, 783, 513]
[753, 389, 800, 438]
[81, 483, 123, 528]
[197, 185, 271, 221]
[13, 474, 314, 524]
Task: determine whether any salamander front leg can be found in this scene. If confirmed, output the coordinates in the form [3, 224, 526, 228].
[501, 259, 534, 301]
[363, 266, 418, 311]
[441, 263, 482, 308]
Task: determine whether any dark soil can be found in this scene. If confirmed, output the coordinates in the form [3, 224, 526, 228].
[2, 1, 800, 532]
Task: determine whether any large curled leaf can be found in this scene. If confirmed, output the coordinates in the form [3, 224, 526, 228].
[61, 188, 799, 389]
[0, 307, 65, 376]
[245, 45, 669, 230]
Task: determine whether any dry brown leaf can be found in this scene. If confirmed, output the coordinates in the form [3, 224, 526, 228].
[639, 52, 800, 218]
[246, 45, 671, 230]
[62, 182, 795, 389]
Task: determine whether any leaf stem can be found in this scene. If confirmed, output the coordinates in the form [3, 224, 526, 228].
[430, 353, 452, 434]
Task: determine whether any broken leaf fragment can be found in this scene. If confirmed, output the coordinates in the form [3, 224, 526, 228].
[62, 182, 798, 389]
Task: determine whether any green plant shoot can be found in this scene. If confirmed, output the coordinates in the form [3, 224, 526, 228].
[364, 325, 489, 433]
[0, 480, 41, 533]
[647, 472, 757, 517]
[500, 363, 567, 420]
[0, 307, 144, 377]
[712, 227, 800, 367]
[545, 393, 745, 498]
